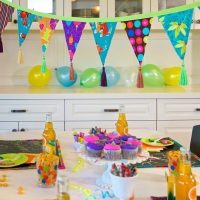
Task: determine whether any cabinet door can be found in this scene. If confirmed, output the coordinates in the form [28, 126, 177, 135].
[0, 122, 18, 133]
[64, 0, 107, 18]
[19, 122, 64, 131]
[108, 0, 150, 17]
[65, 121, 156, 133]
[151, 0, 194, 29]
[157, 120, 199, 149]
[193, 0, 200, 29]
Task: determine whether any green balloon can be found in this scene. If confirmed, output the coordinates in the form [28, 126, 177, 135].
[142, 64, 165, 87]
[80, 68, 100, 88]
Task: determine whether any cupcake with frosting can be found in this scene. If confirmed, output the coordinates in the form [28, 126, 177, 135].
[84, 135, 99, 144]
[107, 131, 120, 140]
[121, 143, 138, 160]
[86, 142, 104, 157]
[120, 135, 136, 142]
[103, 143, 121, 160]
[127, 138, 142, 154]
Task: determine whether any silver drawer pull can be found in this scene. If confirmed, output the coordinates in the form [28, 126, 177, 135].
[11, 109, 27, 113]
[104, 109, 119, 112]
[196, 108, 200, 111]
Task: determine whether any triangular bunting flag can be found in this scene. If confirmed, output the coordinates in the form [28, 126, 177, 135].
[62, 21, 86, 80]
[158, 9, 194, 86]
[38, 17, 59, 73]
[17, 10, 35, 64]
[90, 22, 117, 87]
[0, 2, 14, 53]
[122, 18, 153, 88]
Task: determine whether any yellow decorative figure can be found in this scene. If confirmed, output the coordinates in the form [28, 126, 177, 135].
[162, 66, 181, 86]
[28, 65, 51, 87]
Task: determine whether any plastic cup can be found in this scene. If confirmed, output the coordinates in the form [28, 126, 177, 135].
[36, 153, 59, 187]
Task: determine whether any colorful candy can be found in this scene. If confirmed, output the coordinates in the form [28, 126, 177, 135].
[111, 163, 137, 177]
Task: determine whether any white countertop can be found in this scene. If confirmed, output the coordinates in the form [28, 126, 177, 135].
[0, 86, 200, 99]
[0, 131, 199, 200]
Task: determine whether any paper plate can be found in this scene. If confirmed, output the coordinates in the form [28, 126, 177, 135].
[0, 153, 28, 168]
[141, 138, 174, 147]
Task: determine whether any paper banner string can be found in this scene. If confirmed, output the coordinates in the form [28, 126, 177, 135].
[158, 9, 194, 86]
[0, 1, 14, 53]
[38, 17, 59, 73]
[17, 10, 35, 64]
[122, 18, 153, 88]
[62, 21, 86, 80]
[90, 22, 117, 87]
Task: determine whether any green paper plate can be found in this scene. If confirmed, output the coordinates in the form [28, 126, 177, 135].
[141, 138, 174, 147]
[0, 153, 28, 168]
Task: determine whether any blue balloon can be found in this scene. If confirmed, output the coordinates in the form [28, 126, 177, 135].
[102, 66, 120, 87]
[55, 66, 77, 87]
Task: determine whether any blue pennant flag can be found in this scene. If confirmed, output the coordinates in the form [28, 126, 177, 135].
[158, 9, 194, 86]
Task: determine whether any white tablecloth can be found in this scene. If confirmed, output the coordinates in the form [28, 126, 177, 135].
[0, 131, 199, 200]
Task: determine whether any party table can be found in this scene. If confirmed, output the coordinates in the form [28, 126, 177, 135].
[0, 131, 199, 200]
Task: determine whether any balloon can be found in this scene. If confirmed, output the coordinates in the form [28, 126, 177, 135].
[101, 66, 120, 87]
[118, 67, 137, 87]
[80, 68, 100, 88]
[55, 66, 77, 87]
[28, 65, 51, 87]
[142, 64, 165, 87]
[162, 67, 181, 86]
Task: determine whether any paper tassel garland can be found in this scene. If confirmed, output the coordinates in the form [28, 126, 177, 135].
[90, 22, 117, 87]
[159, 9, 194, 86]
[62, 21, 86, 80]
[0, 2, 14, 53]
[17, 10, 35, 64]
[38, 17, 59, 73]
[122, 18, 153, 88]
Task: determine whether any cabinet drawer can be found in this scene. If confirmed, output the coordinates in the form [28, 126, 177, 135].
[157, 99, 200, 120]
[0, 100, 64, 121]
[65, 99, 156, 121]
[65, 121, 156, 133]
[0, 122, 18, 133]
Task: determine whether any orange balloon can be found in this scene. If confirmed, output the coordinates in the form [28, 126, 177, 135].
[28, 65, 52, 87]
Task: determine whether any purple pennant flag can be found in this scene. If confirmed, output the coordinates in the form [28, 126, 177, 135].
[0, 2, 14, 53]
[62, 21, 86, 80]
[122, 18, 153, 88]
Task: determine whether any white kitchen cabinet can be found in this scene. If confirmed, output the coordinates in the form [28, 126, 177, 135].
[65, 121, 156, 133]
[193, 0, 200, 29]
[157, 120, 199, 149]
[151, 0, 194, 29]
[0, 122, 18, 133]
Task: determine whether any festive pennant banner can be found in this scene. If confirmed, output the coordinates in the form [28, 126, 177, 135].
[0, 1, 14, 53]
[122, 18, 153, 88]
[90, 22, 117, 86]
[17, 10, 35, 64]
[62, 21, 86, 80]
[159, 9, 194, 86]
[38, 17, 59, 72]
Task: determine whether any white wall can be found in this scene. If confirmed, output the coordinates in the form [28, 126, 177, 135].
[0, 26, 200, 86]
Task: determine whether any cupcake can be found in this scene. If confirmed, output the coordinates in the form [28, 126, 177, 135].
[107, 131, 120, 140]
[121, 143, 138, 160]
[84, 135, 99, 144]
[103, 143, 121, 160]
[86, 142, 104, 157]
[127, 139, 142, 154]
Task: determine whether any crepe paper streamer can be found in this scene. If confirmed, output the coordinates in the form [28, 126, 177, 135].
[158, 9, 193, 86]
[62, 21, 86, 80]
[122, 18, 153, 88]
[0, 1, 14, 53]
[38, 17, 59, 73]
[56, 140, 66, 169]
[90, 22, 117, 87]
[1, 0, 200, 23]
[17, 10, 35, 64]
[71, 157, 85, 173]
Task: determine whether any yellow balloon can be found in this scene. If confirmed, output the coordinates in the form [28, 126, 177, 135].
[28, 65, 52, 87]
[162, 67, 181, 86]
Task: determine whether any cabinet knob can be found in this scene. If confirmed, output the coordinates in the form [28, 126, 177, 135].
[104, 109, 119, 112]
[196, 108, 200, 111]
[11, 109, 27, 113]
[13, 19, 18, 24]
[20, 128, 26, 132]
[194, 19, 200, 24]
[12, 129, 17, 132]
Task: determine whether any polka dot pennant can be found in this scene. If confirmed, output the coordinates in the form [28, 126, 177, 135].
[122, 18, 153, 65]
